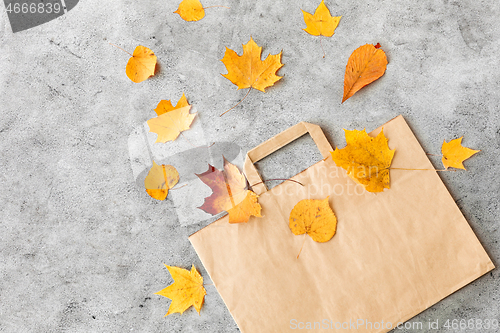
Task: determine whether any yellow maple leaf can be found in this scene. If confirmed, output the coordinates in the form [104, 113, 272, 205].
[441, 137, 480, 170]
[155, 264, 207, 316]
[144, 161, 179, 200]
[196, 157, 262, 223]
[331, 129, 395, 193]
[126, 46, 157, 83]
[174, 0, 205, 22]
[289, 197, 337, 243]
[302, 0, 341, 37]
[221, 37, 283, 92]
[147, 96, 196, 143]
[342, 44, 387, 103]
[154, 93, 189, 116]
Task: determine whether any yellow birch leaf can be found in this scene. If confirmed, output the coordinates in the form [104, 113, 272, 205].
[441, 137, 480, 170]
[342, 44, 387, 103]
[302, 0, 341, 37]
[126, 46, 157, 83]
[221, 37, 283, 92]
[331, 129, 395, 193]
[144, 161, 179, 200]
[147, 104, 196, 143]
[155, 264, 207, 316]
[289, 197, 337, 242]
[174, 0, 205, 22]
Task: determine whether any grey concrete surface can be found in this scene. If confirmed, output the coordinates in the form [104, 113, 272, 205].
[0, 0, 499, 332]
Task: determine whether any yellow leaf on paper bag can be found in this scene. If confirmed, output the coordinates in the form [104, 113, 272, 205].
[331, 129, 395, 192]
[289, 197, 337, 243]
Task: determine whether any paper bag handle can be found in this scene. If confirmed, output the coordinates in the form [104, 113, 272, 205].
[244, 122, 333, 195]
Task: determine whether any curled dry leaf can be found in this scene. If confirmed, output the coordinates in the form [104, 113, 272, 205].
[441, 137, 480, 170]
[302, 0, 341, 37]
[331, 129, 395, 193]
[289, 197, 337, 243]
[144, 161, 179, 200]
[147, 95, 196, 143]
[155, 264, 207, 316]
[196, 157, 262, 223]
[174, 0, 205, 21]
[126, 46, 157, 83]
[221, 37, 283, 92]
[342, 44, 387, 103]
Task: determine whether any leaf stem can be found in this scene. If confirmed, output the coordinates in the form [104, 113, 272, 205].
[320, 35, 326, 58]
[297, 234, 307, 259]
[220, 88, 252, 116]
[390, 167, 454, 172]
[203, 5, 230, 9]
[170, 184, 188, 191]
[109, 43, 132, 56]
[250, 179, 304, 187]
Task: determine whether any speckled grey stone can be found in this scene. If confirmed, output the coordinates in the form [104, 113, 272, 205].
[0, 0, 498, 332]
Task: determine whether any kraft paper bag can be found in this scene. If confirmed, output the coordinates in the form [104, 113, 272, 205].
[189, 116, 494, 333]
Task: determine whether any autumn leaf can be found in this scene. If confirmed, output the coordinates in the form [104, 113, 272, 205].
[331, 129, 395, 192]
[221, 37, 283, 92]
[147, 95, 196, 143]
[125, 45, 157, 83]
[155, 264, 207, 316]
[174, 0, 205, 21]
[196, 157, 262, 223]
[342, 44, 387, 103]
[144, 161, 179, 200]
[441, 137, 480, 170]
[289, 197, 337, 243]
[302, 0, 341, 37]
[154, 93, 190, 116]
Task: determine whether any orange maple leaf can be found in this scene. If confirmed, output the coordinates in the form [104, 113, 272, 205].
[342, 44, 387, 103]
[125, 46, 157, 83]
[196, 157, 262, 223]
[221, 37, 283, 92]
[147, 95, 196, 143]
[331, 129, 395, 192]
[155, 264, 207, 316]
[441, 137, 480, 170]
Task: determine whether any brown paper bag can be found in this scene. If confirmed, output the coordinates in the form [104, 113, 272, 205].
[189, 116, 494, 333]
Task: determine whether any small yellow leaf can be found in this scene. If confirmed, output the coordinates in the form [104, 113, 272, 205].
[126, 46, 157, 83]
[226, 190, 262, 223]
[154, 93, 189, 116]
[302, 0, 341, 37]
[331, 129, 395, 193]
[155, 264, 207, 316]
[289, 197, 337, 243]
[441, 137, 480, 170]
[147, 101, 196, 143]
[342, 44, 387, 103]
[221, 37, 283, 92]
[174, 0, 205, 22]
[144, 161, 179, 200]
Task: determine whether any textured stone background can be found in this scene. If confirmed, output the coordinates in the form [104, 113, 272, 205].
[0, 0, 498, 332]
